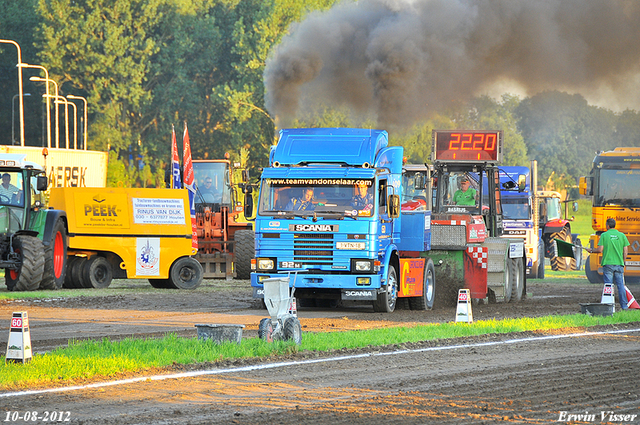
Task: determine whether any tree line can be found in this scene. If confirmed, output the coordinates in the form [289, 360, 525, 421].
[1, 0, 639, 190]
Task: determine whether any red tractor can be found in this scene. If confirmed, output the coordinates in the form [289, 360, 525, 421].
[192, 158, 254, 280]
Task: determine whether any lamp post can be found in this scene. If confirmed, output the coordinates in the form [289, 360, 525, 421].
[30, 76, 59, 148]
[12, 93, 31, 144]
[19, 63, 52, 148]
[0, 39, 25, 146]
[67, 95, 87, 150]
[44, 94, 70, 148]
[63, 98, 77, 149]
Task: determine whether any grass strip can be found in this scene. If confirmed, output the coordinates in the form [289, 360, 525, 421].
[2, 311, 639, 390]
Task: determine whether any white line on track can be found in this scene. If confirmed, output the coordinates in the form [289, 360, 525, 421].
[3, 327, 639, 398]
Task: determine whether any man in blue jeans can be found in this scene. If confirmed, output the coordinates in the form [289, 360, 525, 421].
[587, 218, 630, 309]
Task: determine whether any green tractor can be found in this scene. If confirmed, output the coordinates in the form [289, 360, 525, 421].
[0, 154, 68, 291]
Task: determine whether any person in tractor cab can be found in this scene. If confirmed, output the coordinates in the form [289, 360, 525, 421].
[198, 176, 221, 204]
[286, 188, 315, 211]
[0, 173, 23, 206]
[351, 182, 374, 211]
[453, 176, 476, 206]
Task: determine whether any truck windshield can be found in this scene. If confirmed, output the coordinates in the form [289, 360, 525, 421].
[258, 178, 375, 217]
[596, 169, 640, 207]
[502, 198, 530, 220]
[192, 162, 230, 204]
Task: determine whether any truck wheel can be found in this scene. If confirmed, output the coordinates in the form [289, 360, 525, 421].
[234, 229, 255, 280]
[40, 219, 68, 290]
[258, 318, 274, 342]
[585, 256, 604, 283]
[410, 259, 435, 310]
[510, 257, 525, 302]
[283, 317, 302, 345]
[550, 227, 572, 271]
[503, 258, 513, 303]
[82, 256, 113, 289]
[63, 256, 79, 289]
[373, 265, 398, 313]
[70, 257, 88, 288]
[168, 257, 203, 290]
[6, 235, 45, 291]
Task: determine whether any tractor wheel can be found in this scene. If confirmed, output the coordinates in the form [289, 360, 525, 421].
[82, 256, 113, 289]
[373, 265, 398, 313]
[168, 257, 203, 290]
[234, 229, 255, 280]
[550, 227, 572, 271]
[283, 317, 302, 344]
[258, 318, 274, 342]
[510, 257, 525, 302]
[410, 258, 435, 310]
[40, 219, 68, 290]
[6, 235, 45, 292]
[585, 256, 604, 283]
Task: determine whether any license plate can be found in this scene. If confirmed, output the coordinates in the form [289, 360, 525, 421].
[337, 241, 365, 250]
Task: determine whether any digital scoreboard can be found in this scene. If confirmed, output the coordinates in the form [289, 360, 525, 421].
[432, 130, 503, 163]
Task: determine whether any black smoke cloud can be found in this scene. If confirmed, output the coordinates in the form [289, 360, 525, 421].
[264, 0, 640, 128]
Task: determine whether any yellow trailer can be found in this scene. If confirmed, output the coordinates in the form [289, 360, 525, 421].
[49, 187, 203, 289]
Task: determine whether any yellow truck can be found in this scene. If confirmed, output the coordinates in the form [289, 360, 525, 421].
[49, 187, 203, 289]
[579, 147, 640, 283]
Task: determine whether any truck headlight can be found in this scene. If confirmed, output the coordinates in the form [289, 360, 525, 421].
[351, 259, 373, 273]
[256, 258, 275, 272]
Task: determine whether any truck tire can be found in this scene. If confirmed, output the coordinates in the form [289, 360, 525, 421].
[550, 227, 572, 271]
[63, 256, 79, 289]
[510, 257, 525, 302]
[373, 265, 398, 313]
[82, 256, 113, 289]
[258, 318, 274, 342]
[40, 219, 68, 290]
[70, 257, 88, 288]
[529, 242, 544, 279]
[168, 257, 203, 290]
[503, 258, 513, 303]
[6, 235, 45, 292]
[234, 229, 255, 280]
[283, 317, 302, 344]
[585, 256, 604, 283]
[149, 278, 172, 289]
[410, 258, 435, 310]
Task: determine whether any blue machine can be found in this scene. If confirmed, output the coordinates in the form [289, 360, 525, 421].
[251, 128, 433, 313]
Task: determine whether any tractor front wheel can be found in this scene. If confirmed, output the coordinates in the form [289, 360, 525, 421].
[6, 235, 45, 291]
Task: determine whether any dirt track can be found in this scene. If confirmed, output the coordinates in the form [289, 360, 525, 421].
[1, 278, 640, 424]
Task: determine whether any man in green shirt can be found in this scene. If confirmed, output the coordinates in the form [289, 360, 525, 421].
[587, 218, 630, 309]
[453, 177, 476, 206]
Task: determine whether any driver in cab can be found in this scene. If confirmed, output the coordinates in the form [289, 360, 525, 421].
[286, 188, 315, 211]
[0, 173, 22, 205]
[351, 182, 373, 211]
[453, 176, 476, 206]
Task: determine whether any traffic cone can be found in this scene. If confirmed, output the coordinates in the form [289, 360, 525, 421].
[6, 311, 32, 363]
[601, 283, 616, 305]
[625, 286, 640, 309]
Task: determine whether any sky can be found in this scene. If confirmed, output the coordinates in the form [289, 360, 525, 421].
[264, 0, 640, 129]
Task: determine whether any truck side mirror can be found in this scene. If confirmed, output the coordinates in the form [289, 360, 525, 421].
[388, 194, 400, 218]
[518, 174, 526, 192]
[579, 176, 592, 196]
[36, 175, 48, 191]
[244, 192, 254, 218]
[572, 201, 578, 212]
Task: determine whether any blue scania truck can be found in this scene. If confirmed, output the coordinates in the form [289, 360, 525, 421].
[250, 128, 434, 312]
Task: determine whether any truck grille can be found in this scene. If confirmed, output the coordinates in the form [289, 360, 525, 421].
[293, 233, 334, 264]
[431, 224, 467, 248]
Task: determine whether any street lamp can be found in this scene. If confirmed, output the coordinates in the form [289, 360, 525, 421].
[0, 39, 25, 146]
[44, 94, 70, 148]
[63, 98, 77, 149]
[19, 63, 52, 148]
[12, 93, 30, 144]
[67, 95, 87, 150]
[30, 76, 59, 148]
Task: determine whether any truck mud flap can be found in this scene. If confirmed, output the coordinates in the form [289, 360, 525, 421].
[341, 289, 377, 301]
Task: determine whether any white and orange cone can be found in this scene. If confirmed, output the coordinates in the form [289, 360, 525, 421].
[625, 286, 640, 309]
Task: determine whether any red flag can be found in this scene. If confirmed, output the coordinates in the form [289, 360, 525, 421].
[182, 122, 198, 251]
[170, 125, 182, 189]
